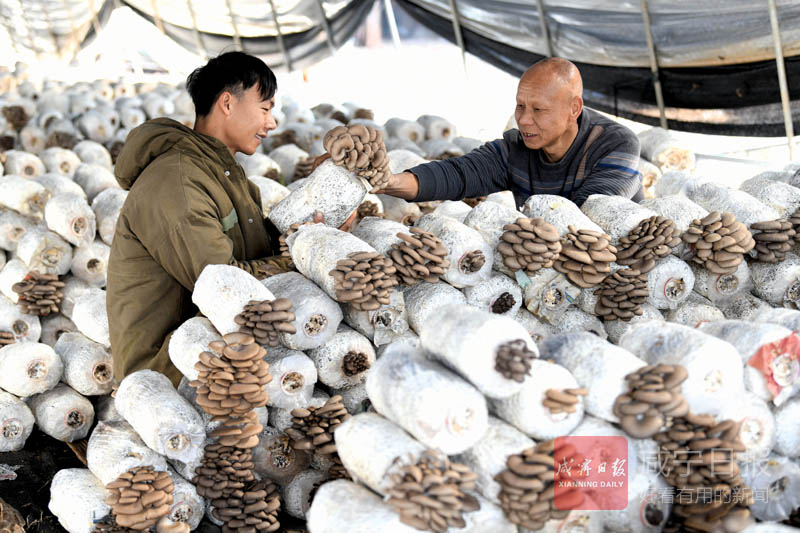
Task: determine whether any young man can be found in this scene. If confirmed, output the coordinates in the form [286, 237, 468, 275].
[107, 52, 291, 386]
[377, 57, 644, 208]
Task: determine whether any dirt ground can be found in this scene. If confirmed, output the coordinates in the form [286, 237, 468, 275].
[1, 429, 84, 532]
[0, 429, 309, 533]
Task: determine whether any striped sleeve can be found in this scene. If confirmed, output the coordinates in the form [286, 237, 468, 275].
[571, 130, 643, 206]
[409, 139, 510, 203]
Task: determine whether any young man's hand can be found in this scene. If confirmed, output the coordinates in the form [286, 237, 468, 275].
[313, 210, 357, 232]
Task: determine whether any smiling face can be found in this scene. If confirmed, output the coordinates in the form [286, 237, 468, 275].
[514, 60, 583, 162]
[223, 84, 277, 155]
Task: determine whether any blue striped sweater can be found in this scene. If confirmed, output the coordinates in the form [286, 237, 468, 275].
[410, 108, 644, 209]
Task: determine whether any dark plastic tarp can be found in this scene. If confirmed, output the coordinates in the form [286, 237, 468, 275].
[395, 0, 800, 136]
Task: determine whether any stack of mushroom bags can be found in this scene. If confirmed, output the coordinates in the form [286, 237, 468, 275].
[2, 68, 800, 532]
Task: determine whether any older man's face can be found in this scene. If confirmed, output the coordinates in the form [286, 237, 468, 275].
[514, 73, 578, 155]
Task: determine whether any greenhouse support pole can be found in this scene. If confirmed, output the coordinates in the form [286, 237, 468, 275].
[61, 0, 79, 59]
[88, 0, 103, 38]
[1, 11, 19, 55]
[314, 0, 337, 55]
[18, 0, 40, 59]
[640, 0, 668, 130]
[35, 1, 62, 58]
[768, 0, 795, 160]
[447, 0, 467, 73]
[268, 0, 293, 72]
[185, 0, 208, 60]
[149, 0, 166, 35]
[534, 0, 553, 57]
[225, 0, 243, 51]
[383, 0, 402, 49]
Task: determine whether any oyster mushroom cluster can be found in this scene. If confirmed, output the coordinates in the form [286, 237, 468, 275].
[750, 219, 796, 263]
[207, 410, 264, 450]
[463, 196, 487, 208]
[217, 479, 281, 533]
[285, 395, 351, 456]
[789, 208, 800, 245]
[194, 445, 255, 501]
[323, 124, 390, 192]
[0, 331, 14, 346]
[279, 221, 313, 258]
[329, 250, 399, 311]
[495, 440, 583, 530]
[356, 200, 383, 222]
[250, 260, 286, 281]
[682, 211, 755, 274]
[594, 267, 649, 321]
[386, 449, 480, 532]
[402, 214, 421, 227]
[327, 455, 350, 481]
[108, 140, 125, 164]
[189, 333, 271, 420]
[269, 130, 298, 150]
[460, 251, 486, 274]
[105, 466, 174, 530]
[491, 292, 516, 314]
[1, 105, 29, 130]
[497, 217, 562, 274]
[616, 215, 682, 273]
[343, 350, 372, 377]
[613, 364, 689, 438]
[12, 271, 65, 316]
[263, 167, 281, 183]
[293, 155, 316, 181]
[194, 444, 258, 524]
[352, 108, 374, 120]
[656, 413, 753, 532]
[542, 387, 588, 415]
[494, 339, 537, 383]
[389, 228, 450, 285]
[235, 297, 297, 347]
[553, 225, 617, 288]
[0, 497, 24, 533]
[188, 331, 280, 531]
[45, 130, 78, 150]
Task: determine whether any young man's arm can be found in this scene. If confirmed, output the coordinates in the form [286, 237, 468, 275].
[375, 138, 511, 201]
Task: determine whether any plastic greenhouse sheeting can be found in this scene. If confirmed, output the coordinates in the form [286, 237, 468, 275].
[0, 0, 376, 70]
[0, 0, 115, 59]
[4, 0, 800, 135]
[120, 0, 375, 69]
[395, 0, 800, 136]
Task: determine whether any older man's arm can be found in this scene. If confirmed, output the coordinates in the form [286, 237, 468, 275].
[570, 130, 644, 206]
[375, 139, 511, 201]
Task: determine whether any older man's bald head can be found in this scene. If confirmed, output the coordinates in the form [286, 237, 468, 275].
[515, 57, 585, 160]
[520, 57, 583, 100]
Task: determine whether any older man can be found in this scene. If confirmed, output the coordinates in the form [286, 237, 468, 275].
[377, 57, 643, 208]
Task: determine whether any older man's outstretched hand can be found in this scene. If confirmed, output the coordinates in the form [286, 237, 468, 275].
[369, 171, 419, 200]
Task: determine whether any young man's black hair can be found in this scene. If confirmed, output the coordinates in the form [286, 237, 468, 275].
[186, 51, 277, 117]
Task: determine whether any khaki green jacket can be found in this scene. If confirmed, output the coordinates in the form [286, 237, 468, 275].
[107, 118, 291, 386]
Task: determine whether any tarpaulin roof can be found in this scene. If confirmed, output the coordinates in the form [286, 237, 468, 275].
[2, 0, 800, 135]
[395, 0, 800, 136]
[1, 0, 377, 69]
